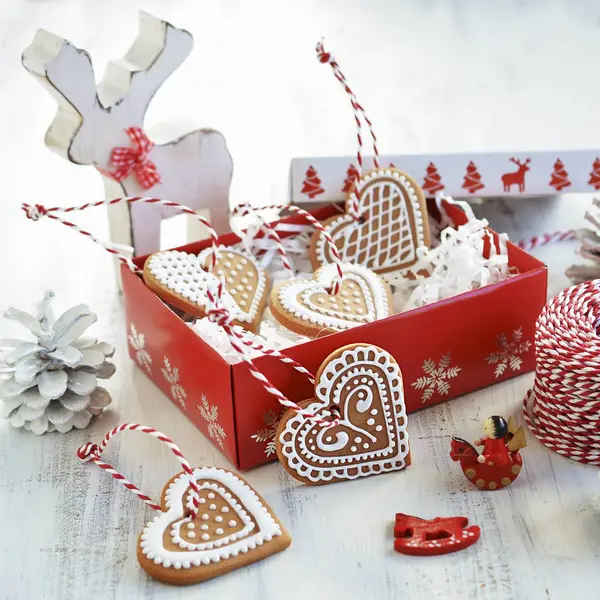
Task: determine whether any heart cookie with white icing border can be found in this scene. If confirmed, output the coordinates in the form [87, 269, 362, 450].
[276, 343, 410, 485]
[138, 467, 291, 585]
[310, 168, 430, 277]
[269, 263, 393, 338]
[143, 248, 269, 332]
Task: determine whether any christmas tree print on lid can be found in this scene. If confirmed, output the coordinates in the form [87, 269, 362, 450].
[462, 161, 485, 194]
[301, 165, 325, 199]
[342, 164, 360, 193]
[589, 158, 600, 190]
[501, 157, 531, 193]
[549, 159, 571, 192]
[422, 162, 444, 195]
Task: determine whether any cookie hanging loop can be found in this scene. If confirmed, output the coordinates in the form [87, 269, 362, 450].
[230, 205, 294, 278]
[76, 423, 201, 518]
[316, 39, 379, 217]
[232, 203, 345, 296]
[21, 197, 221, 272]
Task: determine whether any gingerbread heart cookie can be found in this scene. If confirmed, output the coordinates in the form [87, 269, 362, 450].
[276, 344, 410, 485]
[269, 263, 393, 338]
[143, 248, 269, 332]
[310, 168, 430, 276]
[138, 467, 291, 585]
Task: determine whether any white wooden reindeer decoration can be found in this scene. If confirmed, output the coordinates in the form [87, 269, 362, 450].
[22, 11, 233, 257]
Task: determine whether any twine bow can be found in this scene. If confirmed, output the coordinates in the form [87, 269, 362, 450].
[109, 127, 161, 190]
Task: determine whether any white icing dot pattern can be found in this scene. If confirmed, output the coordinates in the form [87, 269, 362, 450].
[140, 467, 283, 570]
[278, 345, 409, 484]
[276, 263, 390, 333]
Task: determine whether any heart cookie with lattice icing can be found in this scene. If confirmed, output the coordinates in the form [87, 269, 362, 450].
[310, 168, 430, 276]
[276, 343, 410, 485]
[143, 248, 269, 332]
[138, 467, 291, 584]
[269, 263, 393, 338]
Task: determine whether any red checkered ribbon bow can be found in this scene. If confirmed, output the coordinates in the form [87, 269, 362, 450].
[109, 127, 161, 190]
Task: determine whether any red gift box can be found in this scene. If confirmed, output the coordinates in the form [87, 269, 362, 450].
[122, 202, 547, 470]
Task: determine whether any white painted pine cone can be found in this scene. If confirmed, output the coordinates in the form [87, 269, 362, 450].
[0, 292, 115, 434]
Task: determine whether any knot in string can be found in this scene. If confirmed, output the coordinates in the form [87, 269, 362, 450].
[22, 203, 48, 222]
[77, 442, 99, 462]
[207, 306, 233, 329]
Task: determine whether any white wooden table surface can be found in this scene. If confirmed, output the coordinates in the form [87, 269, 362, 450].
[1, 1, 600, 599]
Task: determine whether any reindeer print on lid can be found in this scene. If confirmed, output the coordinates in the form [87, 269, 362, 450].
[501, 157, 531, 193]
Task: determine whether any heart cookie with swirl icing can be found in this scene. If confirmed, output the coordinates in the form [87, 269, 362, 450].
[138, 467, 291, 585]
[143, 248, 269, 332]
[269, 263, 393, 338]
[276, 344, 410, 485]
[310, 168, 430, 277]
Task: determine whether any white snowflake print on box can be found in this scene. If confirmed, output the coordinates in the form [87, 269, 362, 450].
[251, 409, 284, 457]
[198, 394, 226, 449]
[161, 357, 187, 409]
[128, 322, 152, 374]
[485, 327, 532, 378]
[411, 353, 462, 403]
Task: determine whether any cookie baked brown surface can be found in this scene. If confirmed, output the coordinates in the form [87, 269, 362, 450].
[276, 343, 411, 485]
[137, 467, 291, 585]
[143, 248, 269, 332]
[269, 263, 394, 338]
[310, 168, 430, 276]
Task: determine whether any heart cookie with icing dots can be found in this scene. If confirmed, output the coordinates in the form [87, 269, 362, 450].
[138, 467, 291, 585]
[269, 263, 393, 338]
[143, 248, 269, 332]
[310, 168, 430, 277]
[276, 343, 410, 485]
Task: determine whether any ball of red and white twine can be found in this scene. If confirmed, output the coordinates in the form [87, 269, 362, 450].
[524, 279, 600, 465]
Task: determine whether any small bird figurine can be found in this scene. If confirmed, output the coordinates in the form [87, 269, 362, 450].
[450, 416, 527, 490]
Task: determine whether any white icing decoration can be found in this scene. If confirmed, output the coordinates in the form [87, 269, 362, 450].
[313, 169, 426, 274]
[146, 250, 242, 317]
[197, 247, 268, 324]
[277, 263, 389, 331]
[140, 467, 282, 569]
[278, 345, 409, 483]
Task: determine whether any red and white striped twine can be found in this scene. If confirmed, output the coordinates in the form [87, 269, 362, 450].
[240, 209, 294, 277]
[316, 39, 379, 217]
[232, 202, 345, 295]
[21, 198, 220, 272]
[516, 229, 576, 252]
[206, 282, 339, 428]
[77, 423, 201, 517]
[523, 279, 600, 465]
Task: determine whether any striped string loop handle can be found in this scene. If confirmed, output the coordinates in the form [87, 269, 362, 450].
[232, 203, 345, 296]
[516, 229, 576, 252]
[206, 282, 339, 428]
[233, 209, 294, 278]
[21, 197, 220, 272]
[523, 279, 600, 465]
[316, 39, 379, 218]
[76, 423, 201, 518]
